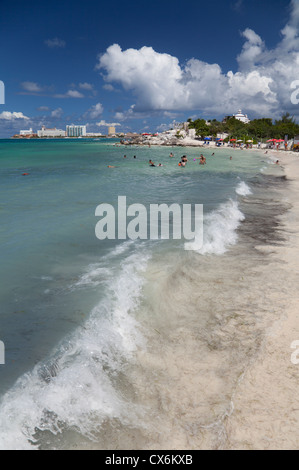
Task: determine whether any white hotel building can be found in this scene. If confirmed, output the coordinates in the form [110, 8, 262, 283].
[20, 128, 33, 136]
[66, 125, 87, 137]
[37, 126, 66, 138]
[233, 109, 250, 124]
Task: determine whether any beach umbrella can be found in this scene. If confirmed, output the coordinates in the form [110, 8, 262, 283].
[237, 139, 243, 142]
[267, 139, 276, 142]
[230, 139, 236, 141]
[246, 140, 253, 143]
[204, 137, 212, 140]
[276, 139, 284, 142]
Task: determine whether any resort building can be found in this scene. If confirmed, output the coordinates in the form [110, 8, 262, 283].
[66, 125, 87, 137]
[20, 128, 33, 136]
[233, 109, 250, 124]
[108, 126, 116, 136]
[37, 126, 66, 138]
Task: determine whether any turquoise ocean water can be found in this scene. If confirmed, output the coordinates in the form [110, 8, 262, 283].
[0, 139, 286, 449]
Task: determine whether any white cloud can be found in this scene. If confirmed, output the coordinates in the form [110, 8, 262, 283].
[87, 102, 104, 119]
[21, 82, 43, 93]
[237, 28, 264, 71]
[45, 38, 66, 48]
[0, 111, 30, 121]
[103, 84, 115, 91]
[51, 107, 63, 118]
[79, 82, 94, 91]
[66, 90, 84, 98]
[96, 120, 120, 127]
[55, 90, 84, 99]
[97, 1, 299, 119]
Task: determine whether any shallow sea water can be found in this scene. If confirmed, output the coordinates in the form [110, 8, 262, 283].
[0, 139, 288, 449]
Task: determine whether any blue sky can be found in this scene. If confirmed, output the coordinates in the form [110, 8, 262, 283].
[0, 0, 298, 137]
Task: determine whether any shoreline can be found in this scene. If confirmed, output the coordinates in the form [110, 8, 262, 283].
[223, 151, 299, 449]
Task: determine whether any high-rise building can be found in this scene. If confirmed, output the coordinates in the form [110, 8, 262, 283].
[108, 126, 116, 136]
[66, 125, 87, 137]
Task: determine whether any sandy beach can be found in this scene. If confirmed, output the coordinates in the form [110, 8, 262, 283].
[222, 150, 299, 450]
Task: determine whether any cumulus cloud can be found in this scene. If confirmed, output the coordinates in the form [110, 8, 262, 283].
[97, 1, 299, 119]
[79, 82, 94, 91]
[21, 81, 43, 93]
[86, 102, 104, 119]
[51, 107, 63, 118]
[0, 111, 30, 120]
[103, 84, 115, 91]
[65, 90, 84, 98]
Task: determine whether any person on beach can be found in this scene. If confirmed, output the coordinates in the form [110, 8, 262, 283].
[169, 152, 174, 158]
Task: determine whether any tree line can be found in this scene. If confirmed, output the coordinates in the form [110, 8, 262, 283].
[187, 113, 299, 142]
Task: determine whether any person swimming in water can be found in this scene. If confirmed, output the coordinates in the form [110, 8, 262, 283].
[149, 160, 156, 167]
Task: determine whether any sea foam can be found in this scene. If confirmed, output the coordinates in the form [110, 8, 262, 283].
[185, 199, 245, 255]
[0, 247, 150, 450]
[235, 181, 252, 196]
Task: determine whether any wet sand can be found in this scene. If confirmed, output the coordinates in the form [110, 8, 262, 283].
[224, 151, 299, 450]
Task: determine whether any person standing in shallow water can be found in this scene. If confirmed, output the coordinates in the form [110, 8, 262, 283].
[199, 154, 206, 165]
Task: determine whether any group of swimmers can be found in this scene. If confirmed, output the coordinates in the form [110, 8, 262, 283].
[109, 151, 234, 169]
[149, 160, 163, 167]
